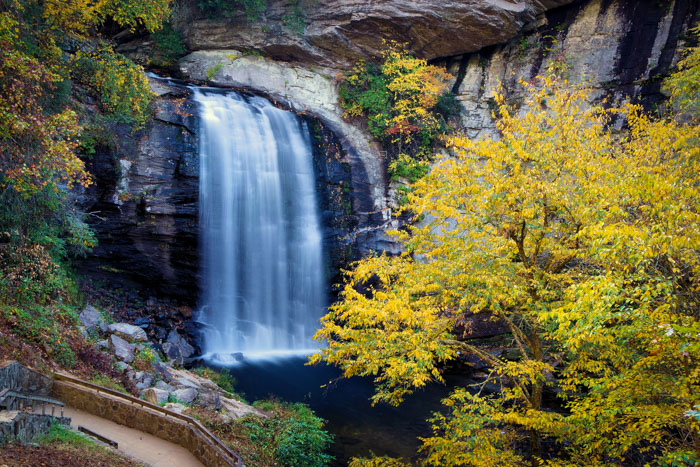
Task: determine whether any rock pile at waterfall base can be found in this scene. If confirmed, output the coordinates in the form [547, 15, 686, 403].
[83, 303, 264, 422]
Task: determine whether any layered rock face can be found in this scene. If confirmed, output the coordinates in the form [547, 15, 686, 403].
[78, 80, 200, 301]
[441, 0, 699, 139]
[178, 0, 575, 68]
[78, 75, 391, 303]
[84, 0, 698, 309]
[178, 51, 397, 254]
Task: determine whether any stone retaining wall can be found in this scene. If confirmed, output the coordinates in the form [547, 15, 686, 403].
[0, 411, 70, 443]
[51, 380, 236, 466]
[0, 361, 53, 396]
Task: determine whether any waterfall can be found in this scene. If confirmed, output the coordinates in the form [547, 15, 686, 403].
[194, 88, 325, 363]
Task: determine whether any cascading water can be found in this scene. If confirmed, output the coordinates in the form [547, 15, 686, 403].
[194, 88, 325, 363]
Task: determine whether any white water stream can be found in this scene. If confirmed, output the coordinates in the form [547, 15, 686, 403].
[194, 88, 325, 364]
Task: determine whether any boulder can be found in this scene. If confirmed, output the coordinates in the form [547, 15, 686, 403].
[79, 305, 105, 333]
[172, 387, 198, 405]
[163, 402, 187, 414]
[162, 330, 195, 363]
[153, 362, 174, 383]
[178, 306, 193, 318]
[221, 397, 268, 419]
[108, 323, 148, 342]
[144, 388, 169, 405]
[172, 375, 200, 390]
[114, 361, 131, 372]
[133, 371, 155, 391]
[155, 380, 174, 392]
[95, 339, 109, 351]
[109, 335, 135, 363]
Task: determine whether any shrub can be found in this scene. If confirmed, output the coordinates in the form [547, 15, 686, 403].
[198, 0, 266, 20]
[132, 347, 156, 371]
[239, 401, 333, 466]
[193, 367, 237, 396]
[0, 303, 78, 367]
[338, 47, 455, 181]
[36, 423, 94, 448]
[99, 0, 171, 32]
[272, 403, 334, 467]
[89, 374, 129, 394]
[199, 399, 333, 466]
[151, 22, 187, 67]
[73, 45, 154, 128]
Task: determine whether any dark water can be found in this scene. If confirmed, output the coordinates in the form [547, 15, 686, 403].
[206, 356, 471, 465]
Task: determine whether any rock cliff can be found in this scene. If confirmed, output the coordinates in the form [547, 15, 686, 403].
[177, 0, 575, 68]
[441, 0, 699, 139]
[77, 80, 200, 300]
[83, 0, 698, 308]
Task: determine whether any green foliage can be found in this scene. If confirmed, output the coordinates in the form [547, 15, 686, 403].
[36, 423, 95, 448]
[338, 48, 455, 182]
[150, 22, 187, 67]
[98, 0, 171, 33]
[89, 374, 129, 394]
[73, 45, 154, 128]
[77, 120, 117, 156]
[516, 36, 538, 59]
[0, 185, 96, 263]
[282, 0, 306, 34]
[394, 185, 413, 206]
[338, 62, 392, 140]
[132, 347, 156, 371]
[241, 401, 334, 467]
[198, 0, 266, 20]
[206, 62, 224, 80]
[43, 0, 171, 36]
[206, 400, 333, 466]
[389, 153, 430, 183]
[0, 303, 78, 367]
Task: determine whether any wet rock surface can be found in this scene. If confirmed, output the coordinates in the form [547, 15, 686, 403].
[76, 79, 200, 302]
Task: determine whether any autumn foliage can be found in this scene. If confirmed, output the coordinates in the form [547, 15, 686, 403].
[0, 0, 170, 369]
[314, 49, 700, 465]
[338, 47, 456, 182]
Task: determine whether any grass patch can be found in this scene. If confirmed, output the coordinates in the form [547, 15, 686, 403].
[36, 423, 95, 448]
[4, 423, 145, 466]
[88, 374, 129, 394]
[192, 366, 238, 397]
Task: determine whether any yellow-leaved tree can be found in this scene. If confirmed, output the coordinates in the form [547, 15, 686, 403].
[312, 56, 700, 464]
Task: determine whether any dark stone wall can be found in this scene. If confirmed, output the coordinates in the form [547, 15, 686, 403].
[77, 80, 200, 304]
[77, 80, 385, 306]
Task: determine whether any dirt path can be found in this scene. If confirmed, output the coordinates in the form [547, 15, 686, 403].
[64, 406, 204, 467]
